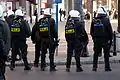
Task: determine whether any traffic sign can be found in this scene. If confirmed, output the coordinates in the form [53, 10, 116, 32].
[55, 0, 62, 3]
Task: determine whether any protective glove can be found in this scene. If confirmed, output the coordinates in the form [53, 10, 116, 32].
[32, 41, 35, 44]
[108, 39, 112, 45]
[54, 39, 60, 47]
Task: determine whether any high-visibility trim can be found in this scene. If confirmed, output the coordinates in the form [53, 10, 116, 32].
[65, 29, 75, 34]
[94, 23, 104, 27]
[11, 28, 20, 32]
[40, 27, 49, 32]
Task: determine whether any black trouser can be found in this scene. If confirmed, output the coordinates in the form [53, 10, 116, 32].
[0, 58, 6, 80]
[66, 40, 83, 69]
[34, 42, 41, 64]
[11, 40, 29, 67]
[41, 38, 55, 68]
[11, 48, 21, 59]
[93, 39, 110, 69]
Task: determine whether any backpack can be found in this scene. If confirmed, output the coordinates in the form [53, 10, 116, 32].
[93, 18, 105, 37]
[65, 19, 76, 40]
[11, 19, 23, 38]
[39, 18, 50, 38]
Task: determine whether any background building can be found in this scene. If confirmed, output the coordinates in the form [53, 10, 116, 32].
[1, 0, 117, 22]
[83, 0, 118, 14]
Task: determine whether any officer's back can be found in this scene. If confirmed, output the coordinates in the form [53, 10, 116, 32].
[90, 7, 113, 72]
[90, 9, 113, 41]
[66, 16, 88, 42]
[11, 9, 31, 41]
[39, 14, 57, 40]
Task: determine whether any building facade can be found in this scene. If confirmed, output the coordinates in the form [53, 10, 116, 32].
[83, 0, 118, 12]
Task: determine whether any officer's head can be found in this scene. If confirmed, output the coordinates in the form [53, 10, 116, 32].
[67, 17, 73, 25]
[0, 5, 5, 20]
[96, 7, 107, 18]
[44, 8, 52, 18]
[68, 10, 81, 21]
[7, 10, 14, 17]
[15, 9, 24, 18]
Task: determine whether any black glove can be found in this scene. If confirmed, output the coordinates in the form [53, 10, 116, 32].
[54, 39, 60, 47]
[108, 39, 112, 45]
[32, 41, 35, 44]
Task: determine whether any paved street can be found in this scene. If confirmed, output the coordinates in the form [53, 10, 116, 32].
[5, 63, 120, 80]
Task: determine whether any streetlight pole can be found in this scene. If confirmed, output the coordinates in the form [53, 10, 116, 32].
[55, 2, 58, 56]
[74, 0, 85, 27]
[74, 0, 89, 56]
[38, 0, 41, 22]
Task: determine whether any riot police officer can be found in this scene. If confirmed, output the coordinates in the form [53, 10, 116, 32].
[6, 10, 22, 61]
[31, 13, 45, 67]
[0, 5, 11, 80]
[31, 22, 41, 67]
[90, 7, 113, 71]
[65, 10, 88, 72]
[6, 10, 15, 27]
[10, 9, 31, 70]
[38, 8, 58, 71]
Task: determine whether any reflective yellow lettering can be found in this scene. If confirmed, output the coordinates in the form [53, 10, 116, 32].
[65, 29, 75, 34]
[40, 27, 48, 32]
[11, 28, 20, 32]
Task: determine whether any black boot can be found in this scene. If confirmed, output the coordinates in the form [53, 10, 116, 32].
[75, 54, 83, 72]
[76, 67, 83, 72]
[34, 62, 39, 67]
[105, 68, 112, 72]
[41, 67, 46, 71]
[24, 65, 31, 70]
[41, 53, 46, 71]
[40, 61, 46, 71]
[10, 62, 15, 71]
[50, 65, 57, 72]
[92, 68, 97, 72]
[66, 68, 70, 72]
[66, 54, 72, 71]
[49, 54, 57, 72]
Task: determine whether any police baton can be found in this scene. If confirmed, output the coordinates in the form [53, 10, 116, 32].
[113, 31, 117, 56]
[55, 39, 60, 56]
